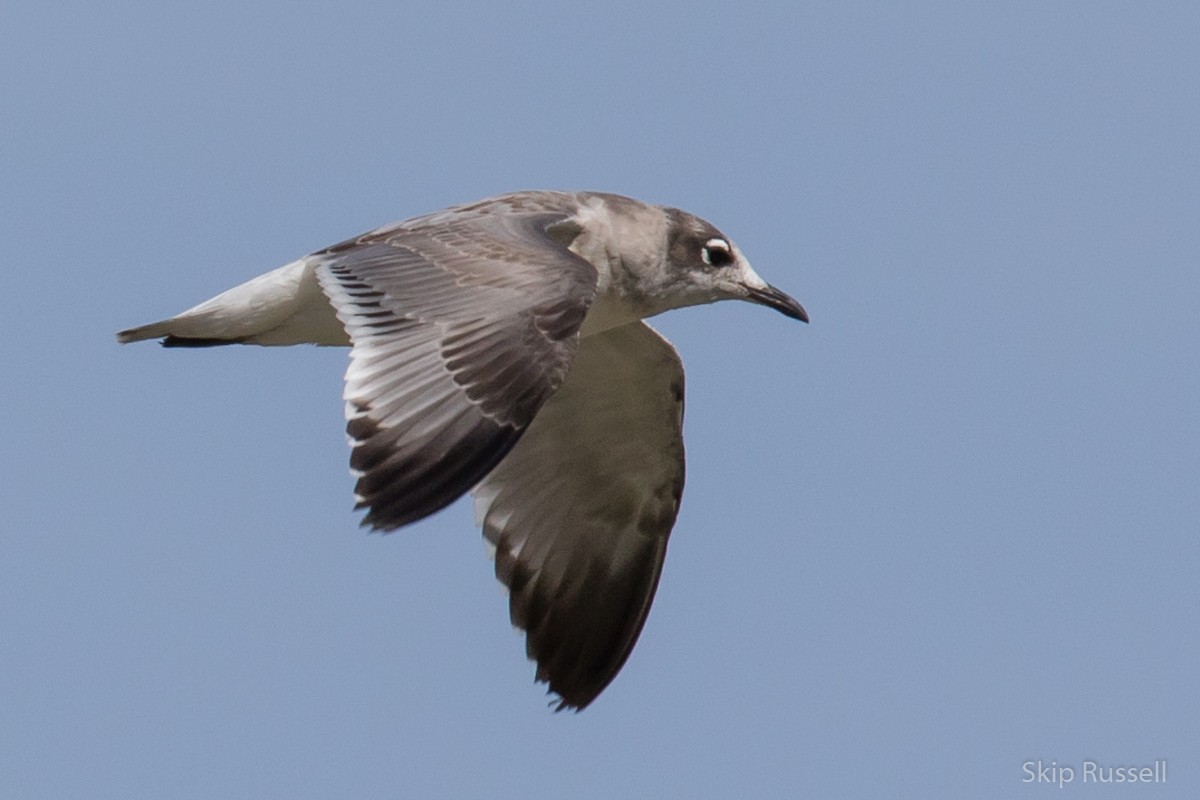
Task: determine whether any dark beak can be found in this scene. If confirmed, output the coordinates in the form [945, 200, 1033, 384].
[744, 283, 809, 323]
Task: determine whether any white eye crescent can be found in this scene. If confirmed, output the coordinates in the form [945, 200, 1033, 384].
[700, 238, 733, 267]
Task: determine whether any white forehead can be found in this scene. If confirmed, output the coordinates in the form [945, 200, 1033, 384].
[730, 240, 769, 290]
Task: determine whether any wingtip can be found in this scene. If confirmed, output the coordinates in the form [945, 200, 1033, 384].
[537, 671, 598, 713]
[545, 687, 585, 714]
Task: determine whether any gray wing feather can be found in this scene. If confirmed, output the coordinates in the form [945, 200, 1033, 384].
[472, 322, 686, 710]
[315, 195, 598, 530]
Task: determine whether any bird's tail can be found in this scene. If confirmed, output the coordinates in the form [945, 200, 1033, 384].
[115, 259, 348, 347]
[116, 319, 201, 344]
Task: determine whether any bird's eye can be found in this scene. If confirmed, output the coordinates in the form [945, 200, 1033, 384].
[700, 238, 733, 267]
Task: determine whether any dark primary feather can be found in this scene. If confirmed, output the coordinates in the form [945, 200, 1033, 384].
[473, 322, 686, 710]
[315, 194, 599, 531]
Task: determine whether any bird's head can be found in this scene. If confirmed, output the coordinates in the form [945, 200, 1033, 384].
[658, 206, 808, 323]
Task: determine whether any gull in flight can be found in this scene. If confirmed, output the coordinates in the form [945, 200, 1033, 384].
[118, 190, 807, 710]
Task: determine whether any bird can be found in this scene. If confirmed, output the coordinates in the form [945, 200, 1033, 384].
[117, 190, 808, 710]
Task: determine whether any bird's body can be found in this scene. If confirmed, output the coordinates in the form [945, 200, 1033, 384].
[118, 190, 806, 710]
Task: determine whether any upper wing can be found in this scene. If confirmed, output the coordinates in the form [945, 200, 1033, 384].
[315, 197, 598, 530]
[471, 321, 686, 710]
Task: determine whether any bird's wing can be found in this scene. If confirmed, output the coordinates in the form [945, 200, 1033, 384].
[471, 321, 686, 710]
[314, 197, 598, 530]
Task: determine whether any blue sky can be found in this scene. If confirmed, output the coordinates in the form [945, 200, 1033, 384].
[2, 2, 1197, 797]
